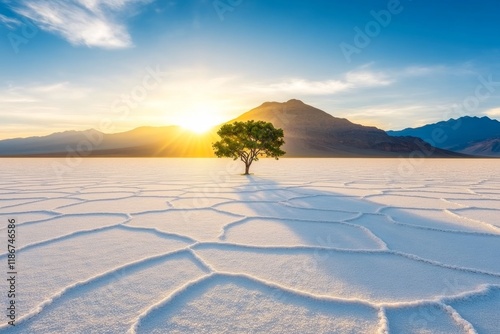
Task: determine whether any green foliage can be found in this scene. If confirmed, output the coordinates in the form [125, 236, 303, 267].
[212, 120, 286, 174]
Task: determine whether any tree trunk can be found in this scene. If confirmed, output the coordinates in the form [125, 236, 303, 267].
[244, 162, 251, 175]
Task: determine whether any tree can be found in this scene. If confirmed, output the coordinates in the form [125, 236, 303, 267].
[212, 120, 286, 175]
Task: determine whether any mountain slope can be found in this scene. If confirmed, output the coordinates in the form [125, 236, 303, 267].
[458, 137, 500, 157]
[387, 116, 500, 154]
[0, 126, 218, 157]
[0, 129, 105, 155]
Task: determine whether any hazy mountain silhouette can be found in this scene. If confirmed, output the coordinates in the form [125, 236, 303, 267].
[0, 127, 218, 157]
[458, 137, 500, 157]
[388, 116, 500, 156]
[0, 99, 463, 157]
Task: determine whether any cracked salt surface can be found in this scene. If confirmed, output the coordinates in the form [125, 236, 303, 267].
[0, 158, 498, 333]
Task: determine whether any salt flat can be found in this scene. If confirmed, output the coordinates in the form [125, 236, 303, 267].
[0, 158, 499, 333]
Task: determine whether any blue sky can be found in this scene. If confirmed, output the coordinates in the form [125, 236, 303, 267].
[1, 0, 500, 138]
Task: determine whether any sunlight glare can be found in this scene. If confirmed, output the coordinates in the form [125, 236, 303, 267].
[176, 103, 223, 134]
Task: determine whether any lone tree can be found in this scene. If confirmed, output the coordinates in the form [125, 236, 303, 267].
[212, 120, 285, 175]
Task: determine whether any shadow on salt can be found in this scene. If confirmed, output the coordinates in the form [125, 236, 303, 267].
[149, 176, 500, 333]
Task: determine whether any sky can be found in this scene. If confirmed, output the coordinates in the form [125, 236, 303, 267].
[1, 0, 500, 139]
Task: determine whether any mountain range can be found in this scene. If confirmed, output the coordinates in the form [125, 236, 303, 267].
[0, 99, 490, 158]
[0, 126, 218, 157]
[387, 116, 500, 157]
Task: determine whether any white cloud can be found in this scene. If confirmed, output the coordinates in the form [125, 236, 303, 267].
[32, 82, 70, 93]
[250, 79, 351, 95]
[12, 0, 152, 48]
[0, 95, 38, 103]
[0, 13, 22, 29]
[249, 69, 392, 95]
[484, 107, 500, 118]
[1, 82, 90, 104]
[338, 104, 450, 131]
[0, 85, 38, 103]
[345, 70, 392, 86]
[400, 63, 479, 77]
[402, 65, 447, 77]
[0, 81, 97, 139]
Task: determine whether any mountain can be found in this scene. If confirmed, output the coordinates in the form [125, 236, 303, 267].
[458, 137, 500, 157]
[387, 116, 500, 156]
[230, 99, 461, 157]
[0, 99, 463, 158]
[0, 126, 218, 157]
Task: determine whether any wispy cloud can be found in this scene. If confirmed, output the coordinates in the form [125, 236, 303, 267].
[249, 79, 351, 95]
[345, 70, 392, 86]
[11, 0, 153, 48]
[484, 107, 500, 118]
[338, 104, 452, 131]
[0, 13, 22, 29]
[401, 65, 449, 77]
[0, 95, 38, 103]
[1, 81, 91, 104]
[0, 81, 97, 139]
[249, 69, 392, 95]
[400, 63, 479, 77]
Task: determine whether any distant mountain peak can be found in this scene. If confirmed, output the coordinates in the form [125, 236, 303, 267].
[457, 115, 494, 121]
[388, 115, 500, 155]
[258, 99, 305, 108]
[285, 98, 305, 104]
[236, 99, 339, 127]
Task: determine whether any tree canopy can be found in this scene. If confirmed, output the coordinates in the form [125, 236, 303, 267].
[212, 120, 286, 175]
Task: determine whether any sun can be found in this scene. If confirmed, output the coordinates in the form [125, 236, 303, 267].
[182, 116, 215, 134]
[176, 104, 223, 134]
